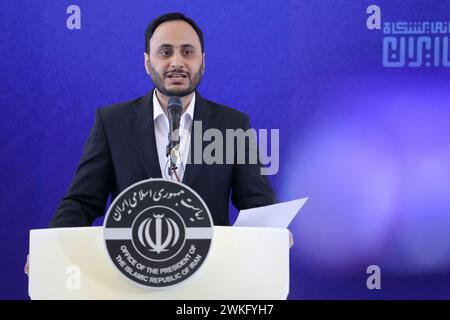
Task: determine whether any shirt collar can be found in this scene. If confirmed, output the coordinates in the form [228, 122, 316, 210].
[153, 89, 196, 121]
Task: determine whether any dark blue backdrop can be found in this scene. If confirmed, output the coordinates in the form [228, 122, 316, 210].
[1, 0, 450, 299]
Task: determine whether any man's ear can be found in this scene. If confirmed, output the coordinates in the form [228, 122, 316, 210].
[144, 52, 151, 75]
[201, 52, 206, 74]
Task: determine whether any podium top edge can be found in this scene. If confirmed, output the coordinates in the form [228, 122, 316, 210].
[29, 225, 287, 234]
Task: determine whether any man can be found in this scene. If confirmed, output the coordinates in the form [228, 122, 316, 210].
[48, 12, 277, 228]
[24, 13, 286, 274]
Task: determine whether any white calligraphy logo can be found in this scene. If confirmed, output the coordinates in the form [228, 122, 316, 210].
[137, 214, 180, 253]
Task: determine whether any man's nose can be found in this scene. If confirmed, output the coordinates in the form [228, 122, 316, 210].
[169, 52, 185, 69]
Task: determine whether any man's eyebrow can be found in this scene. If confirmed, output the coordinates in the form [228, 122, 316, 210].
[156, 44, 196, 49]
[180, 44, 195, 48]
[157, 44, 173, 48]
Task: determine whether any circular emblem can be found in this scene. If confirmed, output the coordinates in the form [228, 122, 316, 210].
[103, 179, 213, 288]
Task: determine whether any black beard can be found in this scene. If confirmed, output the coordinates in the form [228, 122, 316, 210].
[149, 65, 204, 98]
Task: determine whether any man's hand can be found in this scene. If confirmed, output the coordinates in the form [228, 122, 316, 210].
[289, 231, 294, 248]
[24, 255, 29, 276]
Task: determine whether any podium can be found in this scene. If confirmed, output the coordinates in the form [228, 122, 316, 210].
[28, 226, 290, 299]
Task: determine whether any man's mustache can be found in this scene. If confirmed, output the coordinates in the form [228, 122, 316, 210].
[165, 70, 190, 77]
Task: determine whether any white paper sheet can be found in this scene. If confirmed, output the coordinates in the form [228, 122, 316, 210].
[233, 197, 308, 228]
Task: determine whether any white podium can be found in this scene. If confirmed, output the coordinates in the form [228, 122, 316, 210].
[28, 226, 290, 300]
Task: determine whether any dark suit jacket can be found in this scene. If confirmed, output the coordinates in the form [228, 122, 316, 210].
[49, 91, 277, 227]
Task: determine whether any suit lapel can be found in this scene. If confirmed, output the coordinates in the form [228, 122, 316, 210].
[129, 91, 163, 179]
[182, 92, 215, 186]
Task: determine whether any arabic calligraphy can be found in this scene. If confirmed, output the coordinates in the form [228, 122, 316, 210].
[382, 21, 450, 67]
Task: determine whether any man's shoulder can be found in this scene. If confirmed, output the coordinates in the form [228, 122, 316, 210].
[98, 94, 150, 119]
[200, 95, 249, 121]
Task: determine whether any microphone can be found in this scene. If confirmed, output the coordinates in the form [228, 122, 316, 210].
[166, 97, 182, 180]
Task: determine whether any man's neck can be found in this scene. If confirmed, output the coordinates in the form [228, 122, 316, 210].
[155, 89, 194, 115]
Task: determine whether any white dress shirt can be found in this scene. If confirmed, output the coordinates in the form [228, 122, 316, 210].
[153, 89, 195, 181]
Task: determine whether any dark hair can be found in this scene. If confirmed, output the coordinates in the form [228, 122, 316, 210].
[145, 12, 204, 54]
